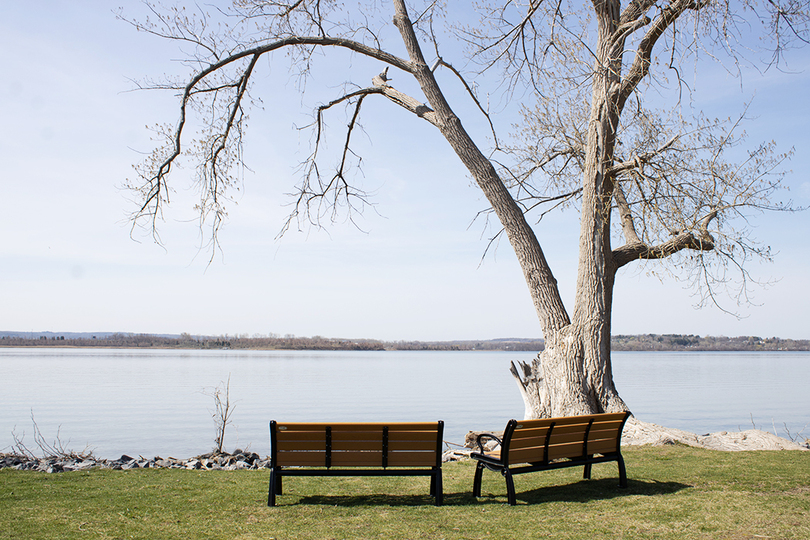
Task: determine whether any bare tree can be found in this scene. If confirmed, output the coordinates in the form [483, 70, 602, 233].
[204, 376, 235, 454]
[122, 0, 808, 418]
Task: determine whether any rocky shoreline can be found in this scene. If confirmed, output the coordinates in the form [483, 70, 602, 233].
[620, 417, 809, 451]
[3, 420, 807, 473]
[0, 450, 270, 473]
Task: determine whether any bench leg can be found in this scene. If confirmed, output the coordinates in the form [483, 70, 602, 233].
[617, 454, 628, 488]
[268, 469, 277, 506]
[433, 468, 443, 506]
[583, 460, 593, 480]
[502, 468, 517, 506]
[472, 461, 485, 497]
[268, 468, 283, 506]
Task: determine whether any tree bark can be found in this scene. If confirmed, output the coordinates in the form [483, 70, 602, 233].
[512, 0, 629, 418]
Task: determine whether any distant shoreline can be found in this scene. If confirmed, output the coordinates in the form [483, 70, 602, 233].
[1, 332, 808, 352]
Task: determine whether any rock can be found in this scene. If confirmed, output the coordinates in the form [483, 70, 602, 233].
[621, 417, 809, 451]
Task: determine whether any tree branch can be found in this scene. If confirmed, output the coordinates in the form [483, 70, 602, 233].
[612, 208, 717, 268]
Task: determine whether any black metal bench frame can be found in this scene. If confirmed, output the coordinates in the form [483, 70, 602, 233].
[471, 412, 631, 505]
[268, 420, 444, 506]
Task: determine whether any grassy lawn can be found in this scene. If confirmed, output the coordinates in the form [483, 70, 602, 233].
[1, 445, 808, 539]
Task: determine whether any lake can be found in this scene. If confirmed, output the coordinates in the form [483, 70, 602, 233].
[1, 348, 807, 459]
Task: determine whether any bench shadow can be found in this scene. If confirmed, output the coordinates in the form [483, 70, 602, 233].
[284, 479, 688, 507]
[472, 478, 691, 506]
[295, 494, 444, 507]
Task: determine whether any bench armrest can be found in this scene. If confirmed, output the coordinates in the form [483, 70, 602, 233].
[475, 432, 502, 454]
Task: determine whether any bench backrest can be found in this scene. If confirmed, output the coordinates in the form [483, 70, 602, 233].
[503, 412, 629, 466]
[270, 421, 444, 468]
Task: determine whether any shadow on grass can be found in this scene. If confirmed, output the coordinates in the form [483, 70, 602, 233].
[293, 493, 448, 507]
[473, 478, 691, 506]
[287, 479, 689, 507]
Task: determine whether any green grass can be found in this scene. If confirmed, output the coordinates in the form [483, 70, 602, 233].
[2, 446, 809, 539]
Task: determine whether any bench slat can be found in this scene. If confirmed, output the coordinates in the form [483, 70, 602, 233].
[545, 423, 590, 435]
[276, 431, 327, 442]
[387, 430, 442, 442]
[276, 451, 326, 466]
[388, 451, 439, 467]
[330, 431, 383, 442]
[330, 452, 383, 466]
[546, 430, 592, 445]
[508, 437, 549, 451]
[332, 440, 383, 451]
[276, 422, 439, 431]
[586, 438, 620, 454]
[389, 440, 441, 451]
[509, 426, 552, 441]
[276, 440, 327, 451]
[508, 447, 546, 464]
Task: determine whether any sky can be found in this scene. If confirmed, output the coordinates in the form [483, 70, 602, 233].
[1, 1, 809, 342]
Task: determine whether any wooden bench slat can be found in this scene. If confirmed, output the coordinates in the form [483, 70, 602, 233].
[589, 424, 624, 435]
[505, 441, 547, 456]
[546, 431, 592, 445]
[547, 442, 588, 460]
[276, 451, 326, 466]
[507, 447, 547, 464]
[332, 440, 383, 451]
[276, 431, 327, 442]
[588, 433, 623, 444]
[586, 439, 620, 454]
[276, 422, 439, 431]
[509, 425, 553, 440]
[546, 423, 591, 435]
[276, 440, 327, 451]
[330, 452, 383, 466]
[387, 452, 439, 467]
[511, 420, 553, 429]
[330, 431, 383, 442]
[508, 437, 549, 451]
[389, 440, 440, 451]
[589, 423, 626, 433]
[387, 431, 442, 442]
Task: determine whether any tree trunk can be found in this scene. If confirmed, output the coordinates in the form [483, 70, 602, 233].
[393, 0, 628, 419]
[511, 1, 629, 419]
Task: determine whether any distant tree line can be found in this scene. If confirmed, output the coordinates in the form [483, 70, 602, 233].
[611, 334, 810, 352]
[0, 333, 806, 351]
[0, 333, 544, 351]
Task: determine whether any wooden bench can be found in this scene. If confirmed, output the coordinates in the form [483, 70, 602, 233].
[268, 420, 444, 506]
[471, 411, 631, 505]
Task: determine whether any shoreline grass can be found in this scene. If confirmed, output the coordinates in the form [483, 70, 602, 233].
[2, 446, 809, 539]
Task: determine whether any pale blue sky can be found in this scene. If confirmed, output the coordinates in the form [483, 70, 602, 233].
[1, 1, 808, 341]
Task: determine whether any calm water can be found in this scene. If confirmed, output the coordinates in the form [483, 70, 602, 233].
[1, 348, 807, 459]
